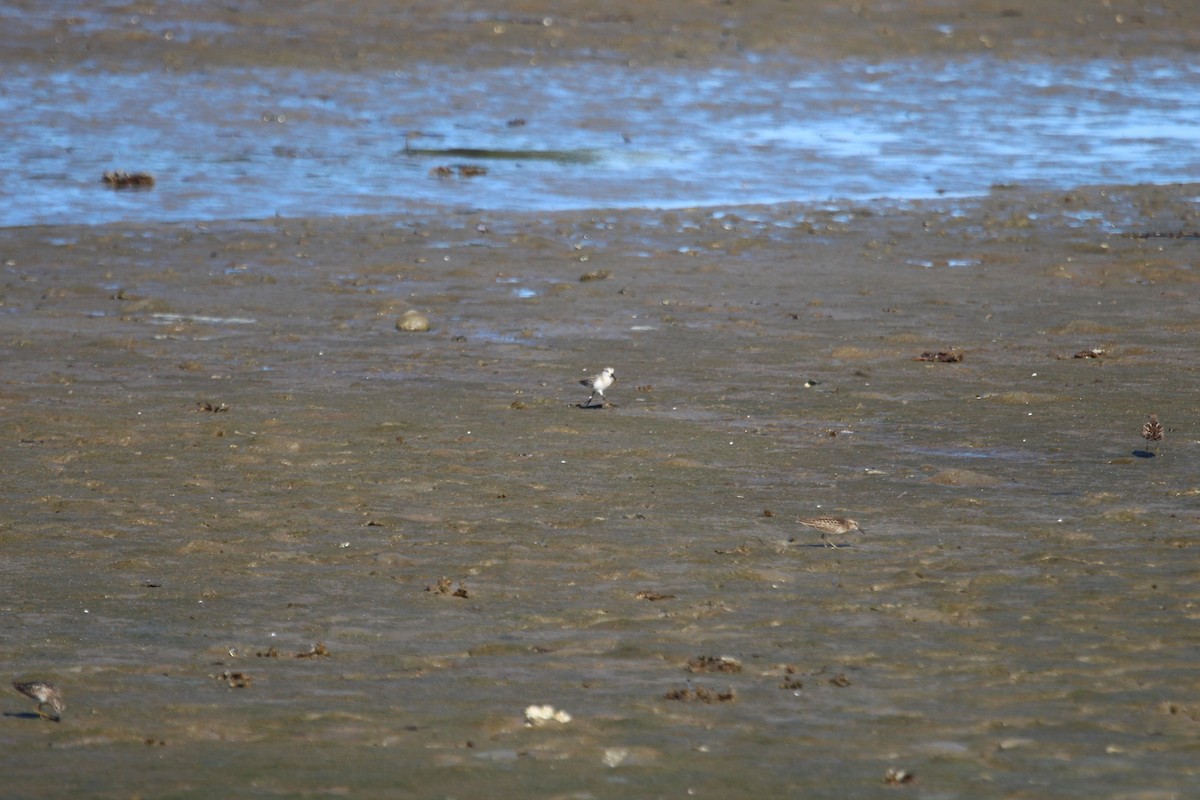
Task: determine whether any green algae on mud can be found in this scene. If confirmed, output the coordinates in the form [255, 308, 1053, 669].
[404, 146, 603, 165]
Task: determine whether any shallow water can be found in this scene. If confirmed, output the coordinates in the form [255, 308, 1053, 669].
[2, 57, 1198, 226]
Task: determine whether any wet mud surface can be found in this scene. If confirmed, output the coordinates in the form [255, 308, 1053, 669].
[3, 184, 1199, 797]
[3, 1, 1200, 797]
[4, 0, 1200, 69]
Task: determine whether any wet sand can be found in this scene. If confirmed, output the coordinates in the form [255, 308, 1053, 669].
[5, 0, 1200, 68]
[4, 184, 1200, 796]
[4, 2, 1200, 797]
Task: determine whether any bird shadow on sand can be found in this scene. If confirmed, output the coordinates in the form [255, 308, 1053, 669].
[1132, 449, 1158, 458]
[3, 710, 58, 722]
[576, 402, 616, 410]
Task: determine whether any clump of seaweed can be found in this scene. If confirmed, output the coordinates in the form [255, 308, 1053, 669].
[102, 171, 155, 189]
[663, 683, 736, 703]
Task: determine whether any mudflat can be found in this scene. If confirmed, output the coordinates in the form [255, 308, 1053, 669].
[3, 2, 1199, 797]
[4, 0, 1198, 68]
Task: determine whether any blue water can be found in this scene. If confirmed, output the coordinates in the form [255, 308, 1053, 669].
[2, 56, 1198, 226]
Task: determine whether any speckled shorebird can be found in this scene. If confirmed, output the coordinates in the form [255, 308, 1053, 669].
[12, 681, 64, 722]
[579, 367, 615, 407]
[797, 516, 865, 548]
[1142, 413, 1164, 454]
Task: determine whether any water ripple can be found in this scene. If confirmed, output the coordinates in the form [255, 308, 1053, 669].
[0, 57, 1196, 226]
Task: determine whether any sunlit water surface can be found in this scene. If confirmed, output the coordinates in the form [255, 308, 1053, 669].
[2, 56, 1197, 226]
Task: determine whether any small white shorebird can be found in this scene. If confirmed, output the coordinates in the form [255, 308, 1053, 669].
[797, 516, 865, 548]
[579, 367, 615, 407]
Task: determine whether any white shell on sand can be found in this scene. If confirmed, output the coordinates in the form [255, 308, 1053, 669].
[524, 704, 572, 725]
[396, 310, 431, 331]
